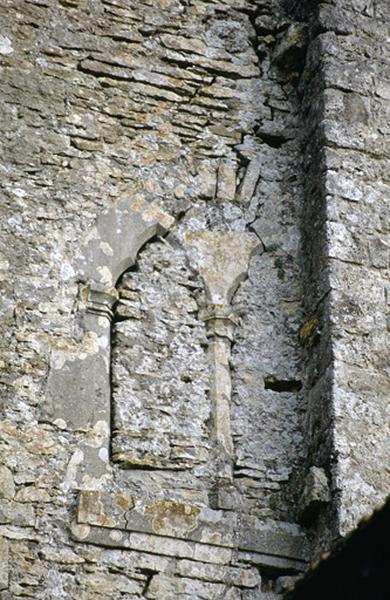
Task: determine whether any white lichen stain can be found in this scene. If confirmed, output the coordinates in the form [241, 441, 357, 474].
[100, 241, 114, 256]
[60, 262, 75, 281]
[0, 36, 13, 55]
[110, 530, 123, 542]
[85, 421, 109, 448]
[97, 265, 113, 287]
[99, 447, 109, 462]
[11, 187, 26, 197]
[60, 448, 84, 492]
[8, 215, 22, 228]
[36, 56, 48, 67]
[97, 334, 109, 350]
[70, 522, 90, 540]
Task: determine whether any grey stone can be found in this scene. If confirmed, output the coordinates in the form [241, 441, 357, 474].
[0, 538, 9, 591]
[1, 0, 389, 596]
[298, 467, 331, 523]
[76, 492, 236, 548]
[0, 467, 15, 500]
[239, 517, 309, 561]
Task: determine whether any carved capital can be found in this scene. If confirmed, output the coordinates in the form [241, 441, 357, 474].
[86, 285, 119, 321]
[184, 230, 260, 306]
[200, 304, 238, 341]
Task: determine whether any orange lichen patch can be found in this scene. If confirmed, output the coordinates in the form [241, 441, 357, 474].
[115, 492, 134, 512]
[77, 490, 133, 529]
[145, 499, 201, 535]
[299, 316, 318, 341]
[77, 490, 106, 527]
[111, 452, 159, 468]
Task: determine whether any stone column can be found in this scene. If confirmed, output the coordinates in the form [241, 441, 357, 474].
[185, 231, 261, 480]
[203, 306, 237, 458]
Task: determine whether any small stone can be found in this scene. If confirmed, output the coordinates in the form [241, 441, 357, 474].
[272, 23, 308, 72]
[0, 36, 13, 55]
[0, 466, 15, 500]
[298, 467, 331, 523]
[369, 238, 390, 269]
[0, 537, 9, 590]
[217, 160, 237, 202]
[15, 487, 51, 503]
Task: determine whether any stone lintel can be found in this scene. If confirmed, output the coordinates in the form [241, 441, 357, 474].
[70, 521, 233, 565]
[76, 491, 236, 548]
[239, 516, 309, 562]
[237, 551, 306, 574]
[74, 492, 309, 567]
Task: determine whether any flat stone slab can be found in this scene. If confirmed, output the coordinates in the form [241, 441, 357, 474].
[76, 491, 237, 548]
[238, 516, 309, 561]
[70, 522, 233, 565]
[75, 491, 309, 566]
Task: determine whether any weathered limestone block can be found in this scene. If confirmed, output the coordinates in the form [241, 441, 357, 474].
[0, 466, 15, 500]
[0, 537, 9, 591]
[77, 571, 144, 595]
[77, 490, 134, 530]
[0, 500, 35, 527]
[239, 517, 309, 561]
[15, 486, 51, 503]
[198, 161, 218, 199]
[76, 492, 236, 548]
[40, 545, 85, 565]
[71, 523, 233, 565]
[145, 573, 226, 599]
[217, 159, 237, 202]
[175, 559, 260, 588]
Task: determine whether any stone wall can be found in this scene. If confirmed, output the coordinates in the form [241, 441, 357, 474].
[299, 0, 390, 553]
[0, 0, 388, 598]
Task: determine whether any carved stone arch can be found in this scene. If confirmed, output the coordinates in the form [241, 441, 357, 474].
[44, 197, 173, 489]
[110, 228, 261, 483]
[76, 197, 174, 291]
[109, 228, 212, 474]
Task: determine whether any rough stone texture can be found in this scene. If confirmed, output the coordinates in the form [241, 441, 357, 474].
[0, 0, 389, 597]
[298, 0, 390, 552]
